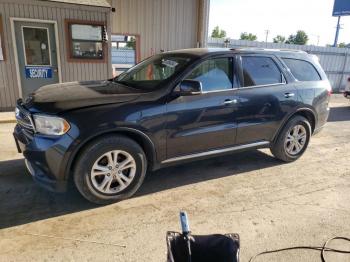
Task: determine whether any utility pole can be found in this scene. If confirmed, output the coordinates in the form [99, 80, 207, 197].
[333, 16, 342, 47]
[265, 29, 270, 42]
[310, 34, 320, 46]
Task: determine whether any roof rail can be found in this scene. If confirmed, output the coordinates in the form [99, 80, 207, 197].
[229, 47, 306, 54]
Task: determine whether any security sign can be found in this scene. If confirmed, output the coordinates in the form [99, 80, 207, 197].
[25, 66, 53, 79]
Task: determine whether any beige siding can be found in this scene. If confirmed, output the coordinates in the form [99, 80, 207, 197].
[110, 0, 202, 60]
[0, 0, 111, 110]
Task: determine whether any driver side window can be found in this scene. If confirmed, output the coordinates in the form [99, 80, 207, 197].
[186, 57, 234, 92]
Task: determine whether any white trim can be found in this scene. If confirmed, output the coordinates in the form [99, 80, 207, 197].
[161, 141, 270, 164]
[10, 17, 62, 98]
[21, 26, 52, 66]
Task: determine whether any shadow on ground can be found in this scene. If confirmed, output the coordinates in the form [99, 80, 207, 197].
[0, 150, 281, 229]
[0, 159, 95, 229]
[328, 106, 350, 122]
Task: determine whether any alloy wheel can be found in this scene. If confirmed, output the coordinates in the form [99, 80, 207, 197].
[90, 150, 136, 194]
[284, 124, 307, 155]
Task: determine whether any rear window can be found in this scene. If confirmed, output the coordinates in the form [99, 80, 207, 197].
[241, 56, 284, 87]
[283, 58, 321, 81]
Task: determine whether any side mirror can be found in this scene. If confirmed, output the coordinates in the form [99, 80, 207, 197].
[177, 80, 202, 96]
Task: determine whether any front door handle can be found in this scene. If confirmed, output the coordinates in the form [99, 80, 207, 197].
[223, 99, 238, 105]
[284, 92, 295, 98]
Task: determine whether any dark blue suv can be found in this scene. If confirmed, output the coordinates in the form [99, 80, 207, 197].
[14, 48, 331, 204]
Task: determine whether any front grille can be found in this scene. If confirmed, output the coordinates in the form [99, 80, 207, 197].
[15, 102, 35, 137]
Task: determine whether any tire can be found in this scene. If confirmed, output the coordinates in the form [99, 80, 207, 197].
[270, 116, 311, 162]
[74, 135, 147, 205]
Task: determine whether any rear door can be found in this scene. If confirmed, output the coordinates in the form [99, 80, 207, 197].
[234, 54, 298, 144]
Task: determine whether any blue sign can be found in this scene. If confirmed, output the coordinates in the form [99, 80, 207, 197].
[25, 66, 52, 79]
[333, 0, 350, 16]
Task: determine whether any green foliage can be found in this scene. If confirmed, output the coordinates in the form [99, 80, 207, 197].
[273, 35, 286, 43]
[126, 37, 136, 49]
[240, 32, 257, 41]
[211, 26, 227, 38]
[326, 43, 349, 48]
[285, 30, 308, 45]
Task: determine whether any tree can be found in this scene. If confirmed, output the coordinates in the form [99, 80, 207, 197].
[326, 43, 350, 48]
[240, 32, 257, 41]
[273, 35, 286, 43]
[126, 37, 136, 49]
[285, 30, 308, 45]
[211, 26, 227, 38]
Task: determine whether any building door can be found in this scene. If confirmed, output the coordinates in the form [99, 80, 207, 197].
[14, 21, 59, 98]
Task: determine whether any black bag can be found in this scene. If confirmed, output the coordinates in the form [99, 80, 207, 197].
[166, 231, 240, 262]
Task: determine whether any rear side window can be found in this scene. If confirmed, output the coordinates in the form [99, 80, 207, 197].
[282, 58, 321, 81]
[241, 56, 284, 87]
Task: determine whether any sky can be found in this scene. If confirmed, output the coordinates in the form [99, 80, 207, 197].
[209, 0, 350, 46]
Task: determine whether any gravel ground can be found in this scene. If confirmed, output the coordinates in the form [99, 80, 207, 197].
[0, 95, 349, 262]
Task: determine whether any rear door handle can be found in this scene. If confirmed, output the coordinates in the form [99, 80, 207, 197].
[284, 92, 295, 98]
[223, 99, 238, 105]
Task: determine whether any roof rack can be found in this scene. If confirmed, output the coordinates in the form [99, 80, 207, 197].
[229, 47, 306, 54]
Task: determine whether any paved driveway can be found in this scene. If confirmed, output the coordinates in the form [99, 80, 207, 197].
[0, 95, 349, 261]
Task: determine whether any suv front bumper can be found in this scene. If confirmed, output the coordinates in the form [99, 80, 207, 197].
[13, 124, 74, 192]
[24, 159, 67, 192]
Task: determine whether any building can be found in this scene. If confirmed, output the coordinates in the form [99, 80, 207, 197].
[109, 0, 209, 76]
[0, 0, 210, 111]
[0, 0, 112, 111]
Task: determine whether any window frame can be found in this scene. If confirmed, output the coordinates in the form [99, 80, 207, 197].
[237, 54, 287, 89]
[281, 57, 321, 82]
[183, 55, 237, 94]
[21, 26, 52, 66]
[65, 19, 107, 63]
[0, 14, 6, 61]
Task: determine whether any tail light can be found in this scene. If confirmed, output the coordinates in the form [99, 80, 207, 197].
[327, 85, 332, 96]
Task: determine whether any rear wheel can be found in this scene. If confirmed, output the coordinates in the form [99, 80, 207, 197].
[74, 135, 147, 204]
[270, 116, 311, 162]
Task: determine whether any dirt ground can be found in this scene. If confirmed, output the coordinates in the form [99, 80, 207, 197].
[0, 95, 349, 262]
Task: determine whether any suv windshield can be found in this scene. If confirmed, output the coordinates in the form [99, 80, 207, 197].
[115, 54, 193, 90]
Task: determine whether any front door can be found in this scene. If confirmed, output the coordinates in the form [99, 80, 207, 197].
[166, 57, 238, 159]
[14, 21, 59, 98]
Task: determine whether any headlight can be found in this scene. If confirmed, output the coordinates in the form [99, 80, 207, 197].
[33, 115, 70, 136]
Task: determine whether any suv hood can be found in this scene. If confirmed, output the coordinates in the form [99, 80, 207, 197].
[23, 80, 146, 113]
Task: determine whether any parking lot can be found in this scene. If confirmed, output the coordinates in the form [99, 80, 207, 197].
[0, 94, 349, 261]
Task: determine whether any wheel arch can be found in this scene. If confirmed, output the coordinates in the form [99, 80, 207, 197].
[273, 108, 317, 143]
[64, 128, 157, 180]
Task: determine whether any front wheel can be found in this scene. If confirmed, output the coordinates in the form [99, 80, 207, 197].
[74, 135, 147, 204]
[270, 116, 311, 162]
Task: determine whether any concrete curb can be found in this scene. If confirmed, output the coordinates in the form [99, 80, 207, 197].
[0, 119, 16, 124]
[0, 112, 16, 124]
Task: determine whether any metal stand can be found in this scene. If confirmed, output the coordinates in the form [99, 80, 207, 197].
[333, 16, 342, 47]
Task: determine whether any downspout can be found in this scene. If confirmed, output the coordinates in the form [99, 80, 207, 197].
[197, 0, 210, 48]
